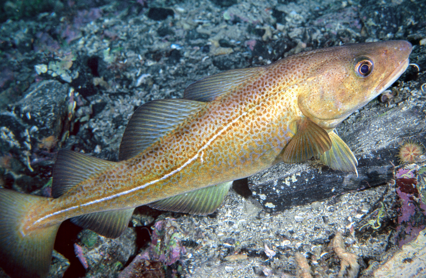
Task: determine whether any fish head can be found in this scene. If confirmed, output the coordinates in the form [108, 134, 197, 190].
[297, 40, 412, 129]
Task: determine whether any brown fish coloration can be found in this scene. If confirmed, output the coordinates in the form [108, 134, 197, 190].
[0, 40, 412, 277]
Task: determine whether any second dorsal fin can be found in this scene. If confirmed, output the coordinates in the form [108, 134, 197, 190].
[119, 99, 206, 161]
[183, 67, 265, 102]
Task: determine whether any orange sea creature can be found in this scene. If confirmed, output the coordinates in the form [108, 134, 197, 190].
[38, 136, 58, 152]
[398, 141, 424, 164]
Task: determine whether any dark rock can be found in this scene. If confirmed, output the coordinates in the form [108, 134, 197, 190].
[80, 228, 137, 277]
[201, 45, 210, 53]
[269, 39, 297, 61]
[212, 55, 238, 71]
[79, 86, 100, 99]
[91, 101, 107, 116]
[87, 56, 100, 77]
[112, 114, 124, 128]
[15, 174, 45, 193]
[247, 25, 265, 37]
[72, 55, 106, 97]
[272, 8, 286, 24]
[48, 251, 70, 278]
[145, 51, 164, 62]
[0, 172, 14, 188]
[13, 80, 69, 141]
[182, 239, 199, 248]
[218, 39, 233, 48]
[359, 2, 426, 40]
[232, 178, 252, 198]
[251, 40, 273, 60]
[249, 100, 426, 212]
[407, 45, 426, 79]
[212, 51, 249, 71]
[210, 0, 237, 8]
[157, 26, 175, 37]
[0, 112, 27, 153]
[167, 49, 181, 64]
[186, 30, 209, 42]
[147, 7, 174, 21]
[0, 80, 70, 192]
[118, 257, 165, 278]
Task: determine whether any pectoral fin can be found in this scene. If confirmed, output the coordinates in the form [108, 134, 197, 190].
[149, 181, 233, 215]
[320, 131, 358, 175]
[282, 117, 332, 163]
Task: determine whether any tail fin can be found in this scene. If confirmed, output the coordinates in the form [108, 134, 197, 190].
[0, 189, 60, 278]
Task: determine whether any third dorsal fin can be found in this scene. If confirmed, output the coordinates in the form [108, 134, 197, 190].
[52, 150, 117, 198]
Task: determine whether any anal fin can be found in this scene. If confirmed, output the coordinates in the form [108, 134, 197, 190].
[282, 117, 332, 163]
[149, 181, 233, 215]
[320, 131, 358, 175]
[71, 208, 134, 238]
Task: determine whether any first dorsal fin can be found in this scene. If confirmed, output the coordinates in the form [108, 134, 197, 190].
[52, 150, 117, 198]
[183, 67, 265, 102]
[149, 181, 233, 215]
[119, 99, 206, 161]
[282, 117, 332, 163]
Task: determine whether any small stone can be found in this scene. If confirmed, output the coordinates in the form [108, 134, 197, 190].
[224, 266, 234, 272]
[211, 46, 233, 56]
[295, 215, 304, 222]
[210, 0, 237, 8]
[34, 64, 47, 75]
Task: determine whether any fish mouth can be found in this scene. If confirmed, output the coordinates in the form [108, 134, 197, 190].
[375, 58, 409, 95]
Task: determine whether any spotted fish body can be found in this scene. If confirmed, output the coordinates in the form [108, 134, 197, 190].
[0, 40, 412, 277]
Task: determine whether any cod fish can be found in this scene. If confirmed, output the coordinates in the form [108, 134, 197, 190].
[0, 40, 411, 277]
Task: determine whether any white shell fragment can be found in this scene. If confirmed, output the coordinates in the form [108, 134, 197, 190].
[34, 64, 48, 75]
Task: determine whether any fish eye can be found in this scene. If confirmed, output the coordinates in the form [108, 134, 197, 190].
[355, 59, 373, 77]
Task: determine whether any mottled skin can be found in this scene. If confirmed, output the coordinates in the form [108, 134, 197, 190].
[24, 41, 411, 234]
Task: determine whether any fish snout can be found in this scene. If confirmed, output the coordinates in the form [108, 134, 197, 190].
[389, 40, 412, 62]
[398, 40, 412, 56]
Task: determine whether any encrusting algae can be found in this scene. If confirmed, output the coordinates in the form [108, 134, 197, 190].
[0, 40, 412, 277]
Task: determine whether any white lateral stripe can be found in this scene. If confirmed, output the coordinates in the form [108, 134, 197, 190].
[33, 204, 81, 224]
[34, 110, 248, 225]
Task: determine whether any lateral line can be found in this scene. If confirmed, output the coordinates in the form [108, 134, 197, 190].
[33, 110, 248, 225]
